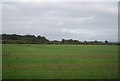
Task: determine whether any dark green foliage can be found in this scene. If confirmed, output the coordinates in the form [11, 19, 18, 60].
[2, 34, 49, 44]
[105, 40, 108, 43]
[1, 34, 118, 45]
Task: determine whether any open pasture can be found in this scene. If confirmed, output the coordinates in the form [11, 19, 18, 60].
[2, 44, 118, 79]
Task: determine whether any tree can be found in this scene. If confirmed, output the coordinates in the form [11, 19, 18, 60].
[2, 34, 114, 45]
[62, 39, 65, 44]
[105, 40, 108, 43]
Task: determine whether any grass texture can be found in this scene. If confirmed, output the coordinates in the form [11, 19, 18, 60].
[2, 44, 118, 79]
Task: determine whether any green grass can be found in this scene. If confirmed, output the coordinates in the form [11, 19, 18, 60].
[2, 44, 118, 79]
[0, 44, 2, 79]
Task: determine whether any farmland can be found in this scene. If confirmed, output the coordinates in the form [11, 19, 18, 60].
[2, 44, 118, 79]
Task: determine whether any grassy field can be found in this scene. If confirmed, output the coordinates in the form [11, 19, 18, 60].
[2, 44, 118, 79]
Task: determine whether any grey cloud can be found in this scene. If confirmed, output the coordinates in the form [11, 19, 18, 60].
[2, 2, 118, 42]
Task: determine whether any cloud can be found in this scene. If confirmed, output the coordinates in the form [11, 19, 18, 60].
[0, 3, 2, 34]
[2, 0, 120, 2]
[2, 2, 118, 42]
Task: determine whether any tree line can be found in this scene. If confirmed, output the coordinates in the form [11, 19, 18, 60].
[0, 34, 118, 45]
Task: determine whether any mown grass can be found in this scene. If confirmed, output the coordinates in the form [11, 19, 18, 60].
[2, 44, 118, 79]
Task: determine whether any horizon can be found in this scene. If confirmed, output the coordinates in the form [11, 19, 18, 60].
[1, 33, 119, 43]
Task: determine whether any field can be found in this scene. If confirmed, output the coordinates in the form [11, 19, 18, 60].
[2, 44, 118, 79]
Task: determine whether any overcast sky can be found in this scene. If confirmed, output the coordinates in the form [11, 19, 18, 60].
[2, 2, 118, 42]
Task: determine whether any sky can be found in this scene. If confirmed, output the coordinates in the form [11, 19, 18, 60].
[1, 1, 118, 42]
